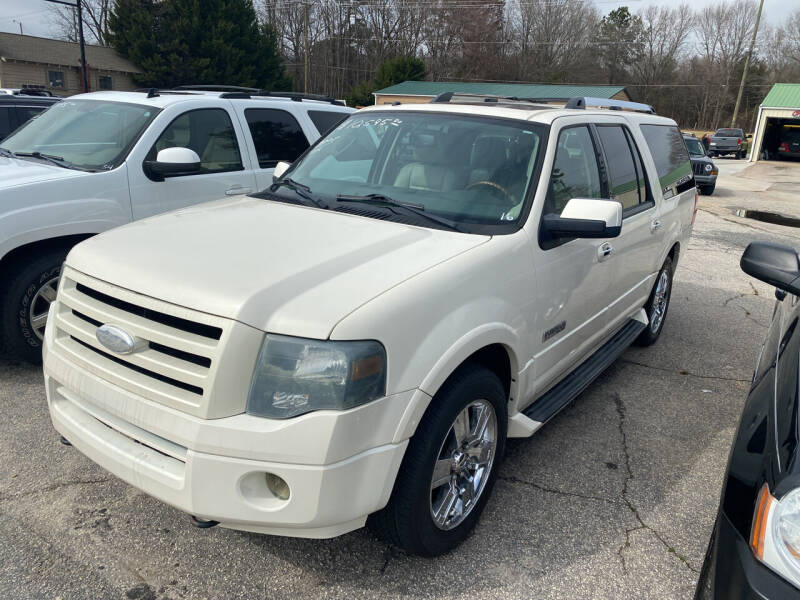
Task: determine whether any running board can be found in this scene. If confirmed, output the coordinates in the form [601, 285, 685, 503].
[522, 318, 646, 423]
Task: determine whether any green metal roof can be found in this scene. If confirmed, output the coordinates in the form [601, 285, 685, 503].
[761, 83, 800, 108]
[373, 81, 629, 100]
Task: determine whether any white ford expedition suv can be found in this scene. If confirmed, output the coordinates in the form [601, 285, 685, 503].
[43, 94, 697, 556]
[0, 86, 353, 361]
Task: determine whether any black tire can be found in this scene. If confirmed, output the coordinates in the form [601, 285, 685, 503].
[367, 365, 507, 556]
[635, 256, 674, 347]
[699, 184, 715, 196]
[0, 249, 67, 363]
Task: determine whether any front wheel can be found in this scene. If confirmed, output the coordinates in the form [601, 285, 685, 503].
[368, 365, 507, 556]
[699, 184, 715, 196]
[1, 250, 67, 363]
[635, 256, 674, 347]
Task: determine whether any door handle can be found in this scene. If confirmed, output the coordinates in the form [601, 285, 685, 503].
[225, 186, 253, 196]
[650, 219, 662, 233]
[598, 242, 613, 262]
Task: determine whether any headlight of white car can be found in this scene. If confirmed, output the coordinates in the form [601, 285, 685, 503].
[246, 334, 386, 419]
[750, 484, 800, 588]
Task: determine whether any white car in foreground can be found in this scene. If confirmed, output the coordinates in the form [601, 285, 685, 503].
[0, 87, 352, 361]
[43, 95, 696, 556]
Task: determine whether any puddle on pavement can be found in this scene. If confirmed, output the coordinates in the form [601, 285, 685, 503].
[733, 208, 800, 228]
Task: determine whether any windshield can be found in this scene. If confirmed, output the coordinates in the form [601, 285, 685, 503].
[685, 137, 705, 157]
[2, 99, 159, 170]
[280, 111, 545, 228]
[715, 128, 743, 138]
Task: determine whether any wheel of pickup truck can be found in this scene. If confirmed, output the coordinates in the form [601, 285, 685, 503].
[367, 365, 507, 556]
[0, 249, 67, 363]
[635, 256, 673, 347]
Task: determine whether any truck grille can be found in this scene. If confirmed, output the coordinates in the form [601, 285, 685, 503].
[50, 266, 263, 418]
[692, 162, 707, 176]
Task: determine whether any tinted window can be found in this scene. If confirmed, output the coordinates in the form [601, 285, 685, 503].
[244, 108, 309, 168]
[640, 124, 692, 197]
[48, 71, 64, 88]
[597, 125, 639, 210]
[625, 128, 649, 205]
[308, 110, 348, 136]
[716, 128, 744, 138]
[544, 125, 602, 216]
[0, 107, 11, 139]
[15, 106, 45, 125]
[151, 108, 243, 174]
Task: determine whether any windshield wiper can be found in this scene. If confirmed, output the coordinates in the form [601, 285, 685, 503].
[272, 178, 328, 209]
[14, 151, 77, 170]
[0, 147, 16, 158]
[336, 194, 462, 232]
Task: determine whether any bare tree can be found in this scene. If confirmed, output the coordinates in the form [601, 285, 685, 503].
[50, 0, 112, 45]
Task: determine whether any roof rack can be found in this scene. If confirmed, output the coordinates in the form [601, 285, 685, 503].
[429, 92, 655, 114]
[172, 85, 345, 106]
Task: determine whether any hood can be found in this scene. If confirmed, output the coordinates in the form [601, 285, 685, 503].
[67, 197, 490, 338]
[0, 156, 88, 189]
[690, 155, 713, 165]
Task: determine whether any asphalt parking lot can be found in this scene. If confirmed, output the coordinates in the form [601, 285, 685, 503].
[2, 158, 800, 600]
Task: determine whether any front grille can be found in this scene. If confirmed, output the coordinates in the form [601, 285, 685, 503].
[52, 270, 230, 412]
[692, 162, 707, 176]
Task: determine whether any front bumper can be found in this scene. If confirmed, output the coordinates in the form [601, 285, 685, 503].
[698, 512, 799, 599]
[44, 324, 420, 539]
[695, 174, 717, 186]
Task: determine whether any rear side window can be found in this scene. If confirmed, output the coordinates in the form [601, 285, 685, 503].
[244, 108, 309, 168]
[308, 110, 348, 136]
[596, 125, 651, 213]
[544, 125, 603, 216]
[640, 124, 693, 198]
[151, 108, 243, 174]
[0, 107, 11, 139]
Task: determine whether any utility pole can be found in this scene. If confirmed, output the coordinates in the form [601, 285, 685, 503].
[44, 0, 89, 93]
[12, 19, 23, 35]
[304, 1, 310, 93]
[731, 0, 765, 128]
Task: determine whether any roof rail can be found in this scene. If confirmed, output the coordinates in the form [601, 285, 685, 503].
[564, 96, 655, 114]
[430, 92, 556, 107]
[172, 85, 345, 106]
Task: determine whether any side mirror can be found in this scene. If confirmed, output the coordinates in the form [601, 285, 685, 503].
[741, 242, 800, 296]
[145, 147, 201, 181]
[543, 198, 622, 239]
[272, 161, 291, 182]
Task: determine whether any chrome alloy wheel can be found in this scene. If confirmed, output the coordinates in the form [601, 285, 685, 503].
[649, 269, 670, 334]
[29, 276, 59, 341]
[429, 399, 497, 530]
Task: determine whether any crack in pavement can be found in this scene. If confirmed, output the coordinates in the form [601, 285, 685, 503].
[613, 394, 699, 575]
[619, 359, 750, 383]
[498, 475, 622, 506]
[0, 477, 112, 503]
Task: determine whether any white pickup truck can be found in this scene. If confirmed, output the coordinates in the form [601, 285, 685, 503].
[43, 95, 696, 556]
[0, 87, 353, 361]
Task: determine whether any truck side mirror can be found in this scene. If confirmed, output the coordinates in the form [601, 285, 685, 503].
[273, 161, 291, 182]
[741, 242, 800, 297]
[543, 198, 622, 239]
[145, 147, 201, 181]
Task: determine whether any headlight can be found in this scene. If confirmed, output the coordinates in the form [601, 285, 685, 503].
[750, 484, 800, 588]
[704, 163, 713, 173]
[246, 334, 386, 419]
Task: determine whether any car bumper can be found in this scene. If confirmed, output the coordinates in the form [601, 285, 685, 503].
[698, 512, 799, 599]
[44, 324, 419, 539]
[709, 146, 741, 154]
[695, 174, 717, 185]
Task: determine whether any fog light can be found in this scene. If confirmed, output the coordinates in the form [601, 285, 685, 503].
[265, 473, 290, 500]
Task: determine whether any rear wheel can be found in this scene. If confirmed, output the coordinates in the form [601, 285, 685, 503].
[0, 249, 67, 363]
[368, 365, 507, 556]
[635, 256, 673, 347]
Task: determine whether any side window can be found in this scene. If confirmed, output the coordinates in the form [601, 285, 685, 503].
[0, 107, 12, 139]
[640, 124, 693, 198]
[596, 125, 651, 213]
[544, 125, 602, 216]
[308, 110, 348, 136]
[151, 109, 243, 174]
[244, 108, 309, 168]
[624, 128, 649, 206]
[15, 106, 45, 126]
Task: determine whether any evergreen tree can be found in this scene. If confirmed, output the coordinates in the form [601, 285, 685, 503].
[347, 56, 425, 107]
[108, 0, 289, 90]
[597, 7, 643, 84]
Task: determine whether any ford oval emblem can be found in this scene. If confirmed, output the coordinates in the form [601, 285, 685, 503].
[96, 324, 137, 355]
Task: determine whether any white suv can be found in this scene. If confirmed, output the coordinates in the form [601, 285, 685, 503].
[0, 86, 353, 361]
[43, 94, 697, 556]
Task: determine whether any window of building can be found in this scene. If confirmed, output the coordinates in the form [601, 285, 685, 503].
[99, 75, 112, 90]
[48, 71, 64, 88]
[244, 108, 310, 168]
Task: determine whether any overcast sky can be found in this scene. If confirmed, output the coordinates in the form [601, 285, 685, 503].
[0, 0, 794, 40]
